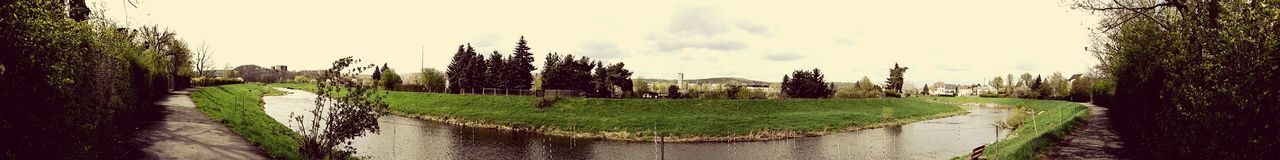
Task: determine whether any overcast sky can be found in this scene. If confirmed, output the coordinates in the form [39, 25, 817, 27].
[88, 0, 1102, 86]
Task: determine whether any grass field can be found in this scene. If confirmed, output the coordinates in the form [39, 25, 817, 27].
[362, 91, 957, 142]
[191, 84, 303, 160]
[925, 97, 1090, 160]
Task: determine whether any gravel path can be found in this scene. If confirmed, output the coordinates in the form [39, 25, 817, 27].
[131, 89, 269, 160]
[1041, 103, 1125, 160]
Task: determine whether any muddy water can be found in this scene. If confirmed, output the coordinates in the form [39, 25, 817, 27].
[263, 88, 1010, 160]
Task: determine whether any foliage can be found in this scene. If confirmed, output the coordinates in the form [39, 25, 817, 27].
[540, 52, 596, 95]
[445, 44, 485, 93]
[0, 1, 193, 158]
[193, 77, 245, 86]
[590, 62, 634, 98]
[484, 51, 506, 88]
[781, 68, 834, 98]
[633, 77, 653, 95]
[293, 57, 389, 159]
[835, 76, 885, 99]
[990, 76, 1005, 94]
[506, 36, 536, 90]
[1080, 0, 1280, 158]
[419, 68, 447, 93]
[378, 65, 401, 89]
[883, 63, 909, 94]
[667, 85, 681, 99]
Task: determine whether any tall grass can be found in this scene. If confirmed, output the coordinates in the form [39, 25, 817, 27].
[927, 97, 1089, 160]
[191, 84, 303, 160]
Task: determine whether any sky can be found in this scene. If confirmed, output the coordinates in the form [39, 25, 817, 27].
[88, 0, 1102, 87]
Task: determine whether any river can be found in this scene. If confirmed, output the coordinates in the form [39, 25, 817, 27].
[263, 88, 1010, 160]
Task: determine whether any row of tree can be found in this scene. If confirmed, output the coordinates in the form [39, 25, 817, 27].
[782, 63, 908, 99]
[0, 1, 200, 158]
[443, 37, 634, 98]
[1079, 0, 1280, 158]
[445, 37, 536, 93]
[986, 72, 1074, 100]
[540, 52, 634, 97]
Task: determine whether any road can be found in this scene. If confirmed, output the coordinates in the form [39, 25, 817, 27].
[1041, 103, 1124, 159]
[130, 89, 269, 160]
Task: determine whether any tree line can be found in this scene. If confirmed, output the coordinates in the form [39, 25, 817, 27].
[443, 37, 635, 98]
[780, 63, 908, 99]
[0, 1, 200, 159]
[1076, 0, 1279, 159]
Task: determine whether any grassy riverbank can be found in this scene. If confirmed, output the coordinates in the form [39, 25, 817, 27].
[926, 97, 1089, 160]
[191, 84, 303, 160]
[376, 90, 965, 142]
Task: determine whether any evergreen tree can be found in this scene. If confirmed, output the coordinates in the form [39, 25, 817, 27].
[591, 61, 609, 97]
[781, 68, 834, 98]
[508, 36, 536, 89]
[446, 44, 483, 93]
[485, 51, 506, 89]
[884, 63, 909, 95]
[371, 65, 382, 81]
[922, 84, 930, 95]
[465, 45, 485, 92]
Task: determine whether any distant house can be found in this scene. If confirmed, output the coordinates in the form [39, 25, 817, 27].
[931, 84, 959, 96]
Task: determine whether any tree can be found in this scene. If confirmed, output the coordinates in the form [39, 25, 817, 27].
[446, 44, 483, 93]
[379, 66, 401, 89]
[193, 41, 214, 77]
[836, 76, 885, 99]
[781, 68, 834, 98]
[419, 68, 446, 93]
[633, 77, 652, 95]
[884, 63, 909, 95]
[922, 84, 930, 95]
[1006, 74, 1015, 97]
[294, 57, 389, 159]
[371, 65, 382, 81]
[667, 84, 681, 99]
[1047, 72, 1068, 99]
[990, 76, 1005, 94]
[485, 51, 506, 89]
[1076, 1, 1280, 158]
[507, 36, 536, 89]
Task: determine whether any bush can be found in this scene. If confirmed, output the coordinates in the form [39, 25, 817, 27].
[0, 1, 190, 158]
[979, 93, 1002, 98]
[193, 77, 245, 86]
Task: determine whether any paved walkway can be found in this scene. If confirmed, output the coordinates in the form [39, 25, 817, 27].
[1041, 103, 1124, 160]
[131, 89, 269, 160]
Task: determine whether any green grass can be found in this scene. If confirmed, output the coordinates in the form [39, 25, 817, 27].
[925, 97, 1090, 160]
[381, 90, 966, 141]
[191, 84, 303, 160]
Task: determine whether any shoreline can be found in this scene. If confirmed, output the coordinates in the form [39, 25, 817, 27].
[390, 108, 970, 142]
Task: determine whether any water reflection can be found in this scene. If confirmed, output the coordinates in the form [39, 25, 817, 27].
[263, 88, 1010, 160]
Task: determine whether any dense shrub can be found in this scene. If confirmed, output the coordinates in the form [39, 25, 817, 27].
[193, 77, 245, 86]
[0, 1, 189, 159]
[1084, 0, 1280, 158]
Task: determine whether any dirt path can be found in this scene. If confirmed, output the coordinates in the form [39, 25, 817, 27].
[1041, 103, 1124, 159]
[131, 89, 269, 160]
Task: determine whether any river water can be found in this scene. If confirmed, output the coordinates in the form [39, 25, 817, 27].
[263, 88, 1010, 160]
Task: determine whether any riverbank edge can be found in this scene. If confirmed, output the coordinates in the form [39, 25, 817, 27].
[928, 97, 1091, 160]
[389, 107, 970, 142]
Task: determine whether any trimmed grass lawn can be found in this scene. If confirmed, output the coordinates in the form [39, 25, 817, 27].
[925, 97, 1090, 160]
[379, 90, 965, 140]
[191, 84, 303, 160]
